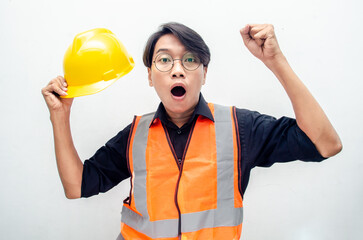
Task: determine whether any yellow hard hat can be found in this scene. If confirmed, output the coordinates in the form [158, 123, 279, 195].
[62, 28, 134, 98]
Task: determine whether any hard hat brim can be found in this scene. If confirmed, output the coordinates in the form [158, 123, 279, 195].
[61, 77, 118, 98]
[61, 63, 134, 98]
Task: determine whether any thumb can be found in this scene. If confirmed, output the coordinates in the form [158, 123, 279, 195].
[240, 25, 251, 45]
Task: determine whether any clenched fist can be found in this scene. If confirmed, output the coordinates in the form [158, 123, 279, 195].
[240, 24, 284, 65]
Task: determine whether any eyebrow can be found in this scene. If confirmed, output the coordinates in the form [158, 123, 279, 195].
[155, 48, 170, 54]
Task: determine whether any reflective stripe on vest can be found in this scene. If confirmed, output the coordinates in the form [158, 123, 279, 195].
[116, 233, 125, 240]
[121, 104, 243, 239]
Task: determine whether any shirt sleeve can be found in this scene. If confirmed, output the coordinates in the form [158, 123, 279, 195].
[81, 124, 131, 198]
[236, 108, 326, 168]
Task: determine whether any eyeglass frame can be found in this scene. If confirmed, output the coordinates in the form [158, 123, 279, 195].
[152, 52, 202, 72]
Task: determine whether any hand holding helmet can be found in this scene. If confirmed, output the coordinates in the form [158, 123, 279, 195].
[41, 76, 73, 115]
[42, 28, 134, 115]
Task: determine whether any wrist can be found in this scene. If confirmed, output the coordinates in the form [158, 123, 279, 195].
[50, 110, 71, 124]
[263, 53, 287, 71]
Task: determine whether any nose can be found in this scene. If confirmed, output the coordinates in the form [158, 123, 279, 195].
[171, 59, 185, 78]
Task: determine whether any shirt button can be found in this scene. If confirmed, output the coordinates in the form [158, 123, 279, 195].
[177, 130, 181, 134]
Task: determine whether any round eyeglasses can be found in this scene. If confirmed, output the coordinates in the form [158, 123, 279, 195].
[153, 52, 201, 72]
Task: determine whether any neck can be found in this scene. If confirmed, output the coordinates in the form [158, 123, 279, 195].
[166, 108, 194, 128]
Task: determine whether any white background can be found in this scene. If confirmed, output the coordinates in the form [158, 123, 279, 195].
[1, 0, 362, 239]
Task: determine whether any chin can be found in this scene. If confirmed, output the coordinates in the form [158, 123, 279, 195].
[168, 105, 188, 114]
[161, 94, 197, 115]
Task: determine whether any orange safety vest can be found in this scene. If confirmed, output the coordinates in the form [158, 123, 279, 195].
[118, 103, 243, 240]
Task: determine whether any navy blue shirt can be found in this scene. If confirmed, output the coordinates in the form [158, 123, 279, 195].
[81, 94, 325, 198]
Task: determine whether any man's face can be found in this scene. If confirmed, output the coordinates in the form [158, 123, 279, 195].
[148, 34, 207, 117]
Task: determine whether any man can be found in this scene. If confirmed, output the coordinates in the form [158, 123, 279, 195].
[42, 22, 342, 239]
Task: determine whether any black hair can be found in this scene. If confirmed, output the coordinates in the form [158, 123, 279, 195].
[143, 22, 210, 68]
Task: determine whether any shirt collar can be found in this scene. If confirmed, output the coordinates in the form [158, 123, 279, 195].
[150, 93, 214, 128]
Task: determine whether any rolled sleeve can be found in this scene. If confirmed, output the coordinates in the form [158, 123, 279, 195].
[287, 124, 327, 162]
[81, 124, 131, 198]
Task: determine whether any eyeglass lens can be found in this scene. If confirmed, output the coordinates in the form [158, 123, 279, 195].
[154, 53, 201, 71]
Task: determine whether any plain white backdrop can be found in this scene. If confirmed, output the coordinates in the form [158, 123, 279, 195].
[0, 0, 362, 239]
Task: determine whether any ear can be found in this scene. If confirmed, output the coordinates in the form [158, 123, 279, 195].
[202, 66, 208, 85]
[147, 68, 153, 87]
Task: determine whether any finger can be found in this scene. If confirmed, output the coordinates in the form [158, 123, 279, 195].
[248, 25, 264, 38]
[45, 81, 68, 97]
[252, 29, 269, 47]
[253, 26, 275, 40]
[250, 25, 274, 47]
[55, 76, 68, 91]
[248, 24, 269, 32]
[42, 81, 57, 96]
[52, 83, 68, 96]
[254, 38, 265, 47]
[55, 75, 67, 88]
[249, 24, 272, 37]
[41, 89, 59, 108]
[240, 25, 252, 45]
[241, 24, 266, 41]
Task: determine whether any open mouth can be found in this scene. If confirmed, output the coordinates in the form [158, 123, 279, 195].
[171, 86, 186, 97]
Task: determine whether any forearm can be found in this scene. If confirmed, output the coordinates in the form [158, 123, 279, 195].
[265, 55, 342, 158]
[51, 112, 83, 199]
